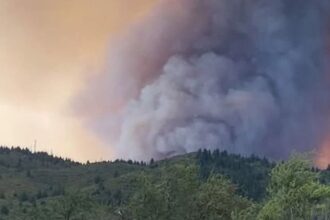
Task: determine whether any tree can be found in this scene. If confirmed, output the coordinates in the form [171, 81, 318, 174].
[18, 191, 29, 202]
[258, 155, 330, 220]
[94, 175, 103, 184]
[149, 158, 157, 168]
[26, 170, 32, 178]
[0, 205, 9, 215]
[128, 173, 167, 220]
[113, 189, 123, 206]
[54, 193, 93, 220]
[161, 165, 200, 220]
[127, 165, 200, 220]
[194, 175, 252, 220]
[113, 170, 120, 178]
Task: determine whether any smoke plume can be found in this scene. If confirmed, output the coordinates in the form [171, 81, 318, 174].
[75, 0, 330, 161]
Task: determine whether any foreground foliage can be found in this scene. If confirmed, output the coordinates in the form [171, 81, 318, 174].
[0, 147, 329, 219]
[258, 155, 330, 220]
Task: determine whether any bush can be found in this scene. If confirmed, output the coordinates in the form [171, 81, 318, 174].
[94, 176, 102, 184]
[0, 205, 9, 215]
[18, 192, 29, 202]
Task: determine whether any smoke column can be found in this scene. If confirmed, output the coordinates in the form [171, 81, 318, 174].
[75, 0, 330, 164]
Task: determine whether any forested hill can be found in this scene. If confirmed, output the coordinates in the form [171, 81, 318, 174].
[0, 146, 329, 219]
[0, 146, 79, 169]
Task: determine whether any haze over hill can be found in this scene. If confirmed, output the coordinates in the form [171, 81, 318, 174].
[1, 1, 330, 165]
[75, 0, 330, 167]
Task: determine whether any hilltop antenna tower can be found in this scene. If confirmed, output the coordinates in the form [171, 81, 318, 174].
[33, 140, 37, 153]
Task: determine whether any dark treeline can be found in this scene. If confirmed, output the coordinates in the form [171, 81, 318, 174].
[196, 149, 275, 200]
[0, 146, 151, 168]
[0, 146, 79, 169]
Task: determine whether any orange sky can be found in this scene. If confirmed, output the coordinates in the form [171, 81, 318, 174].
[316, 139, 330, 169]
[0, 0, 156, 161]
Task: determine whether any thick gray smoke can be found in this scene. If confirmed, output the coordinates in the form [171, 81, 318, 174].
[75, 0, 330, 160]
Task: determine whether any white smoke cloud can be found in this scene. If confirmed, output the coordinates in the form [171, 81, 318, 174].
[75, 0, 330, 160]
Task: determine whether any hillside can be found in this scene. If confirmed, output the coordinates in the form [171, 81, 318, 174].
[0, 146, 329, 219]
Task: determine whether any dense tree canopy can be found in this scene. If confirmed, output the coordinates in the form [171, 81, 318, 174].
[258, 156, 330, 220]
[0, 147, 329, 219]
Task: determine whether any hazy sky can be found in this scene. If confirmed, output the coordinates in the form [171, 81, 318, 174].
[0, 0, 155, 161]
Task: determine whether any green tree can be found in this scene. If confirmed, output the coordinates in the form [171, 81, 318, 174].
[127, 165, 199, 220]
[18, 191, 29, 202]
[194, 175, 252, 220]
[128, 174, 167, 220]
[161, 165, 199, 220]
[0, 205, 9, 215]
[54, 193, 94, 220]
[258, 155, 330, 220]
[25, 205, 53, 220]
